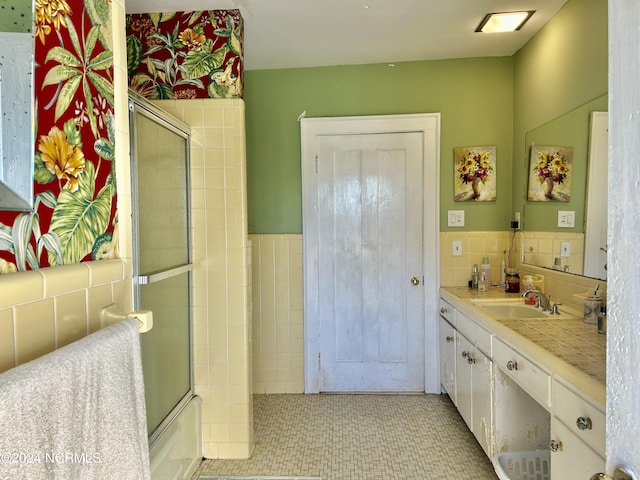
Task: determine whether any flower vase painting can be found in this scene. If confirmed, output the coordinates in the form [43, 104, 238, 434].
[454, 146, 497, 202]
[527, 145, 573, 202]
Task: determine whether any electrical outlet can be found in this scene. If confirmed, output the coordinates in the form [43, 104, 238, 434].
[514, 212, 521, 229]
[453, 241, 462, 256]
[561, 242, 571, 257]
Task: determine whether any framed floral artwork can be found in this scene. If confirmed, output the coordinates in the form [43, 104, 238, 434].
[527, 145, 573, 202]
[454, 146, 497, 202]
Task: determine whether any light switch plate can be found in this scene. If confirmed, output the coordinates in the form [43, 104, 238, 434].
[561, 242, 571, 257]
[452, 241, 462, 256]
[448, 210, 465, 227]
[557, 210, 575, 228]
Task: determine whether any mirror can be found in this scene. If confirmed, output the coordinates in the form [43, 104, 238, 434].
[0, 4, 34, 211]
[522, 94, 608, 281]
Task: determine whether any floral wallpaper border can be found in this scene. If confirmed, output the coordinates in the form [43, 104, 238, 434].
[126, 10, 243, 100]
[0, 6, 244, 274]
[0, 0, 117, 274]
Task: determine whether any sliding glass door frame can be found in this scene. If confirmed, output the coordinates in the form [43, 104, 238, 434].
[128, 91, 194, 447]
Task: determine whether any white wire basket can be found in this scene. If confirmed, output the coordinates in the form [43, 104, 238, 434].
[493, 450, 551, 480]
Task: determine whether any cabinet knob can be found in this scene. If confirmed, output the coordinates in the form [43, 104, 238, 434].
[461, 350, 469, 359]
[446, 336, 454, 343]
[440, 307, 449, 314]
[549, 439, 563, 452]
[577, 416, 593, 430]
[467, 356, 476, 365]
[506, 360, 518, 371]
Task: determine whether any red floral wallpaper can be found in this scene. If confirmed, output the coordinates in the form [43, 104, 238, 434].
[0, 0, 116, 274]
[126, 10, 243, 100]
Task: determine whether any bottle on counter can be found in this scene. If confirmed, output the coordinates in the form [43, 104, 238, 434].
[480, 257, 491, 287]
[478, 272, 487, 292]
[597, 306, 607, 335]
[471, 264, 479, 290]
[505, 268, 520, 293]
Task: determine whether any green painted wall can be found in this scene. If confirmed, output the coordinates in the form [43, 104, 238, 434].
[512, 0, 608, 232]
[245, 58, 514, 233]
[244, 0, 607, 236]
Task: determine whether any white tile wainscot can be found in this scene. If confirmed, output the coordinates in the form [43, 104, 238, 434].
[439, 286, 606, 480]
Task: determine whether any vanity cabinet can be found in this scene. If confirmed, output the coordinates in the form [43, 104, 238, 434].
[454, 311, 493, 456]
[438, 290, 606, 480]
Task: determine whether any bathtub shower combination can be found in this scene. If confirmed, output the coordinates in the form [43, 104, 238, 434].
[129, 92, 201, 477]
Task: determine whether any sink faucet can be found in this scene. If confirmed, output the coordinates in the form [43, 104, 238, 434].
[521, 289, 551, 311]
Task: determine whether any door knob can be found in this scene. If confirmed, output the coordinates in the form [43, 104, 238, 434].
[411, 276, 420, 285]
[591, 466, 639, 480]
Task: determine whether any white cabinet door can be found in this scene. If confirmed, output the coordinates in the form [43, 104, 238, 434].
[455, 331, 492, 455]
[456, 333, 473, 431]
[472, 350, 492, 457]
[550, 417, 605, 479]
[439, 317, 456, 404]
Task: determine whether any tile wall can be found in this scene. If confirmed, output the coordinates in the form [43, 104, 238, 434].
[247, 231, 606, 396]
[521, 230, 585, 275]
[249, 234, 304, 394]
[440, 231, 518, 287]
[154, 98, 253, 459]
[0, 259, 132, 373]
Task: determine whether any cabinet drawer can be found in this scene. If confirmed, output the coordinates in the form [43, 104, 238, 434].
[439, 298, 454, 324]
[457, 311, 492, 356]
[552, 380, 605, 457]
[550, 417, 605, 479]
[493, 337, 551, 409]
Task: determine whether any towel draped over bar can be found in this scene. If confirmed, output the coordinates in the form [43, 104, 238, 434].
[0, 319, 151, 479]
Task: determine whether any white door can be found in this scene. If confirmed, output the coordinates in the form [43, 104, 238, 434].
[301, 114, 441, 394]
[316, 132, 423, 392]
[605, 2, 640, 479]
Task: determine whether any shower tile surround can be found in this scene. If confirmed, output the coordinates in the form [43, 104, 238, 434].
[154, 99, 253, 459]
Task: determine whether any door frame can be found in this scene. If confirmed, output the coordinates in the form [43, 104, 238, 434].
[300, 113, 441, 394]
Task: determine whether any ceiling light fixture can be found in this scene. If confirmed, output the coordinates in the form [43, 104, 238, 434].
[475, 11, 535, 33]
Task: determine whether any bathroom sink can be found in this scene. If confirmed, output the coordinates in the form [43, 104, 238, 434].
[470, 299, 571, 319]
[478, 304, 551, 319]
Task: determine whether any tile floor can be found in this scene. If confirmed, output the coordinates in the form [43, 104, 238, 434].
[191, 394, 499, 480]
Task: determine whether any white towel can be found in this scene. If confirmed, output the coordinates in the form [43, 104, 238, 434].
[0, 319, 151, 480]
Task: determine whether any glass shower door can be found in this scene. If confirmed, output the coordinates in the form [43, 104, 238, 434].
[129, 95, 192, 443]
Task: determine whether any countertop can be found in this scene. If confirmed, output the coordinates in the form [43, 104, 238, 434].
[440, 286, 606, 407]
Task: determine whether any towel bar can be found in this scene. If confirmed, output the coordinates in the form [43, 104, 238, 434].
[100, 304, 154, 333]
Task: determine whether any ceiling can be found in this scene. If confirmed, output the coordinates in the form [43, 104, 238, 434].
[125, 0, 568, 71]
